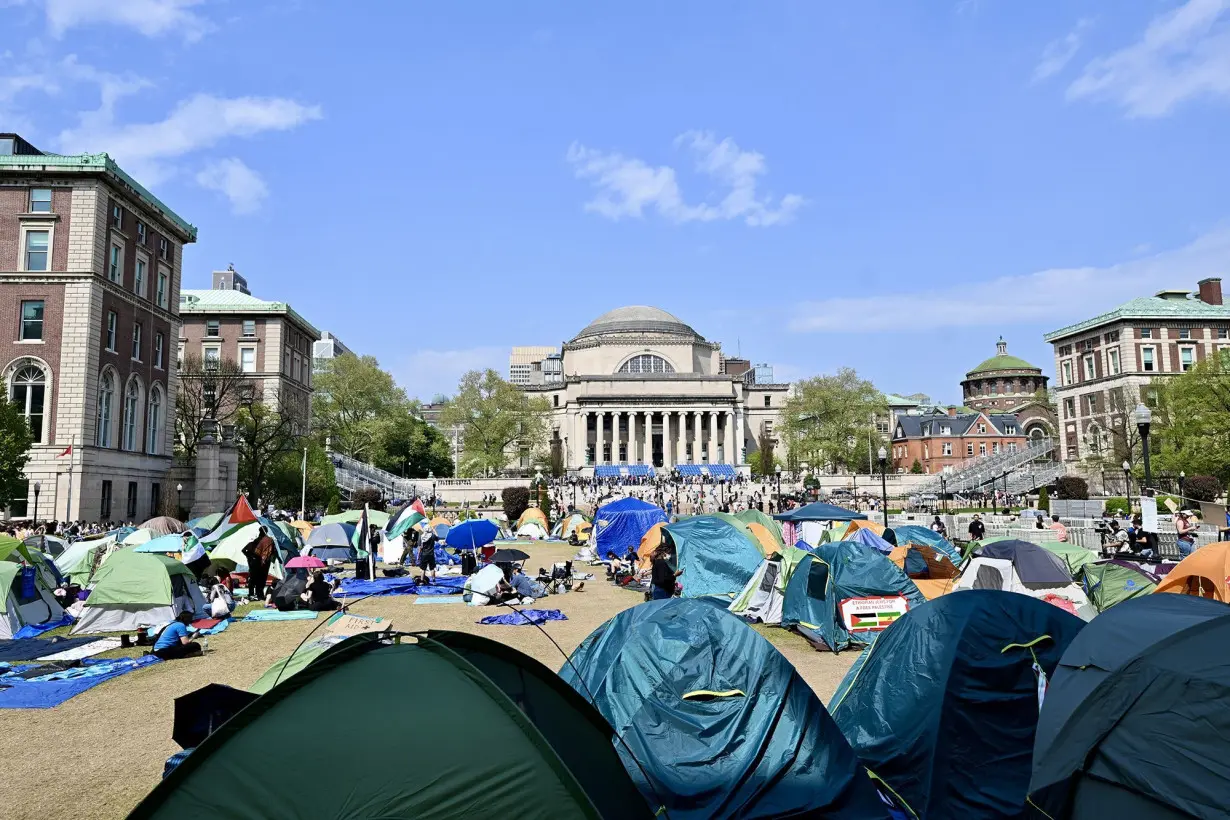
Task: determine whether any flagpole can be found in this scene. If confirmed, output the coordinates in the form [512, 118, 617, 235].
[65, 436, 75, 523]
[299, 447, 307, 521]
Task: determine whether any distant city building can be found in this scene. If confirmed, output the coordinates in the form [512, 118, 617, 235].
[180, 271, 319, 430]
[891, 409, 1028, 474]
[961, 338, 1055, 444]
[509, 346, 558, 386]
[0, 133, 197, 520]
[313, 330, 350, 373]
[1044, 278, 1229, 464]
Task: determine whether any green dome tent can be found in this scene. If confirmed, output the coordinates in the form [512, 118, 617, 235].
[734, 508, 785, 544]
[1078, 560, 1159, 612]
[71, 551, 204, 635]
[130, 631, 652, 820]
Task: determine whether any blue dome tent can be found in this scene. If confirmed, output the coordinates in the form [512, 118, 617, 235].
[665, 515, 764, 598]
[593, 498, 667, 557]
[561, 599, 889, 820]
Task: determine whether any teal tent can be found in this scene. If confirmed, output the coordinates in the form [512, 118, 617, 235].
[892, 525, 961, 562]
[130, 631, 652, 820]
[666, 516, 764, 598]
[782, 541, 926, 653]
[560, 599, 889, 820]
[830, 590, 1085, 820]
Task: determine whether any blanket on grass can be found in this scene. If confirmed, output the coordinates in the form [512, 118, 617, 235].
[0, 655, 161, 709]
[477, 609, 567, 626]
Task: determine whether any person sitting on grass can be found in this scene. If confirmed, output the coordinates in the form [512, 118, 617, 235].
[304, 570, 341, 612]
[206, 575, 234, 619]
[153, 611, 202, 661]
[606, 551, 625, 579]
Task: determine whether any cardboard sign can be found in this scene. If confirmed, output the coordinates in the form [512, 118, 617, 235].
[321, 612, 389, 641]
[839, 596, 910, 633]
[1141, 497, 1159, 534]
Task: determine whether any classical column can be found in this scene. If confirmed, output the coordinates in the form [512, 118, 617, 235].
[688, 410, 699, 464]
[662, 412, 673, 469]
[707, 411, 717, 463]
[735, 408, 745, 465]
[615, 410, 626, 463]
[631, 411, 641, 463]
[724, 411, 735, 466]
[676, 411, 687, 466]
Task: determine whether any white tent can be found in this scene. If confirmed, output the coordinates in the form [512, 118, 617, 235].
[514, 522, 549, 541]
[954, 557, 1096, 621]
[208, 522, 284, 581]
[0, 561, 66, 639]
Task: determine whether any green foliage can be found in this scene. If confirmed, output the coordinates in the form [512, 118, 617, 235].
[440, 369, 551, 477]
[372, 405, 454, 478]
[781, 369, 887, 473]
[1104, 497, 1130, 516]
[1183, 475, 1223, 503]
[751, 431, 776, 477]
[312, 353, 408, 462]
[502, 486, 530, 523]
[0, 397, 33, 510]
[1037, 486, 1050, 513]
[537, 484, 551, 527]
[910, 458, 924, 474]
[326, 494, 340, 515]
[265, 441, 338, 513]
[233, 396, 300, 505]
[1153, 352, 1230, 484]
[349, 488, 384, 510]
[1055, 476, 1089, 500]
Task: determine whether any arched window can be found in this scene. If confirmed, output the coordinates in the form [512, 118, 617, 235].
[96, 371, 115, 447]
[122, 379, 141, 452]
[617, 354, 675, 375]
[10, 365, 46, 443]
[146, 387, 162, 455]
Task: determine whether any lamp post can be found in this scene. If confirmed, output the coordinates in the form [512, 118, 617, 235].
[32, 480, 41, 523]
[1134, 404, 1153, 492]
[940, 474, 948, 514]
[176, 483, 183, 518]
[1179, 471, 1186, 505]
[570, 476, 577, 510]
[877, 447, 888, 527]
[428, 471, 436, 513]
[1122, 460, 1132, 513]
[1000, 471, 1009, 510]
[774, 464, 782, 505]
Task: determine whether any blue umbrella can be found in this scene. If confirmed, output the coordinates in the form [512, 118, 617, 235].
[445, 519, 499, 549]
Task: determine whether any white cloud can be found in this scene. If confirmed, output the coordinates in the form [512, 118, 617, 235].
[44, 0, 214, 42]
[788, 225, 1230, 333]
[394, 347, 508, 400]
[1067, 0, 1230, 117]
[566, 132, 803, 227]
[1033, 19, 1092, 82]
[195, 158, 268, 214]
[56, 93, 322, 183]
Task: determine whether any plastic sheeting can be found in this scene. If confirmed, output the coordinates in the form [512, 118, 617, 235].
[0, 655, 161, 709]
[477, 609, 567, 626]
[593, 498, 667, 557]
[12, 613, 74, 640]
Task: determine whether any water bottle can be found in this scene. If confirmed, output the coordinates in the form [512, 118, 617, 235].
[201, 638, 210, 654]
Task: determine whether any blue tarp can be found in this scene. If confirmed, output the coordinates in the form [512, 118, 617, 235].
[12, 614, 74, 640]
[478, 609, 566, 626]
[335, 575, 467, 598]
[0, 655, 161, 709]
[675, 464, 736, 478]
[892, 525, 961, 562]
[848, 527, 894, 554]
[775, 502, 867, 522]
[666, 515, 763, 598]
[0, 636, 99, 663]
[593, 497, 667, 557]
[560, 599, 888, 820]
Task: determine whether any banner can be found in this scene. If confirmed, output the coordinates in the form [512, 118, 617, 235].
[839, 596, 910, 633]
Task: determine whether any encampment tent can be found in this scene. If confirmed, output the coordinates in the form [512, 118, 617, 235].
[972, 539, 1075, 586]
[72, 551, 205, 634]
[593, 498, 667, 558]
[706, 512, 775, 556]
[666, 515, 764, 598]
[0, 537, 67, 639]
[847, 527, 893, 554]
[54, 535, 113, 585]
[305, 522, 357, 562]
[321, 508, 391, 528]
[552, 512, 590, 540]
[516, 507, 549, 531]
[1030, 595, 1230, 819]
[729, 545, 812, 624]
[955, 557, 1096, 620]
[735, 508, 784, 544]
[888, 543, 960, 600]
[636, 522, 667, 569]
[776, 502, 867, 547]
[893, 525, 961, 562]
[514, 521, 549, 540]
[560, 599, 889, 820]
[830, 590, 1085, 820]
[207, 523, 285, 581]
[782, 541, 926, 652]
[129, 631, 652, 820]
[1079, 559, 1158, 612]
[1153, 541, 1230, 601]
[1038, 541, 1098, 577]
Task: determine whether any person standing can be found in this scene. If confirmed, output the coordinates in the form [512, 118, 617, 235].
[242, 525, 275, 602]
[967, 514, 985, 542]
[650, 545, 682, 600]
[1175, 511, 1197, 557]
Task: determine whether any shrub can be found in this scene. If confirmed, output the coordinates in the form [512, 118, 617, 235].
[349, 488, 383, 510]
[1054, 476, 1089, 500]
[1104, 496, 1130, 516]
[326, 494, 340, 515]
[910, 459, 924, 474]
[502, 486, 530, 524]
[1037, 486, 1050, 513]
[537, 484, 552, 527]
[1184, 475, 1223, 503]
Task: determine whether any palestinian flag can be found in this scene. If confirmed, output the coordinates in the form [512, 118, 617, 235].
[198, 494, 259, 545]
[386, 499, 428, 539]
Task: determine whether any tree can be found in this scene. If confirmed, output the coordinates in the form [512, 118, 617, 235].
[233, 392, 300, 505]
[752, 431, 775, 477]
[1184, 475, 1222, 503]
[265, 441, 338, 514]
[326, 494, 341, 515]
[1037, 486, 1050, 513]
[175, 354, 252, 460]
[440, 369, 551, 476]
[371, 406, 454, 478]
[1055, 476, 1089, 500]
[910, 458, 924, 474]
[0, 397, 33, 511]
[780, 369, 887, 473]
[1154, 352, 1230, 484]
[502, 486, 530, 523]
[312, 353, 408, 462]
[349, 488, 384, 510]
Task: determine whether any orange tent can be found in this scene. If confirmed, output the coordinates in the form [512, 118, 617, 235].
[888, 544, 959, 600]
[517, 508, 549, 529]
[845, 519, 886, 537]
[637, 523, 667, 570]
[745, 522, 782, 556]
[1154, 543, 1230, 601]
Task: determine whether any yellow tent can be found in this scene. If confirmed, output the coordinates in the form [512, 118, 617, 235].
[637, 523, 667, 570]
[845, 519, 886, 537]
[289, 521, 314, 539]
[888, 544, 959, 600]
[574, 521, 593, 544]
[745, 521, 783, 556]
[517, 508, 549, 530]
[423, 516, 452, 533]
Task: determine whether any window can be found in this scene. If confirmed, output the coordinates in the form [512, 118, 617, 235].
[977, 423, 986, 433]
[553, 394, 559, 408]
[136, 222, 147, 245]
[1180, 347, 1195, 372]
[1004, 424, 1016, 434]
[126, 482, 138, 520]
[203, 347, 220, 369]
[291, 355, 300, 382]
[150, 483, 161, 518]
[1142, 347, 1155, 372]
[24, 230, 49, 271]
[1104, 330, 1120, 343]
[1086, 394, 1099, 414]
[158, 238, 169, 260]
[617, 354, 675, 374]
[1061, 361, 1072, 385]
[1083, 353, 1095, 380]
[29, 188, 51, 213]
[10, 365, 46, 443]
[1008, 442, 1018, 453]
[1219, 328, 1229, 340]
[1063, 398, 1075, 418]
[941, 425, 951, 435]
[240, 347, 256, 373]
[979, 443, 987, 456]
[942, 442, 952, 456]
[122, 379, 140, 451]
[154, 333, 164, 369]
[1179, 328, 1190, 340]
[111, 204, 122, 228]
[134, 257, 147, 298]
[146, 388, 162, 455]
[131, 322, 142, 360]
[242, 319, 256, 337]
[966, 443, 974, 456]
[1140, 328, 1152, 338]
[108, 244, 122, 283]
[992, 442, 1000, 455]
[105, 311, 117, 351]
[1058, 344, 1072, 356]
[100, 481, 112, 520]
[205, 319, 220, 337]
[96, 371, 114, 447]
[1108, 348, 1121, 375]
[19, 300, 43, 341]
[177, 343, 184, 370]
[764, 395, 771, 408]
[990, 382, 998, 395]
[156, 270, 168, 308]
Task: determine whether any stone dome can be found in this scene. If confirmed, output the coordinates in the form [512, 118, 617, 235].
[572, 306, 703, 342]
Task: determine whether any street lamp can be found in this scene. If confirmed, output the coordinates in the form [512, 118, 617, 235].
[1134, 404, 1153, 492]
[428, 471, 436, 513]
[940, 473, 948, 514]
[775, 464, 782, 505]
[877, 447, 888, 527]
[176, 483, 183, 518]
[1179, 471, 1186, 505]
[1121, 460, 1132, 513]
[32, 480, 41, 523]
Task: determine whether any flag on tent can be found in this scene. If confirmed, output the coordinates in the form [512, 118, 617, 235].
[198, 495, 259, 545]
[386, 500, 428, 539]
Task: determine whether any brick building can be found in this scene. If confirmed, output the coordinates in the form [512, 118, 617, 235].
[890, 409, 1028, 474]
[179, 270, 319, 430]
[0, 133, 196, 521]
[1044, 278, 1230, 464]
[960, 338, 1056, 443]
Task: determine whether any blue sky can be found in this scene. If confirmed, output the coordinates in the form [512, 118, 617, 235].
[4, 0, 1230, 403]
